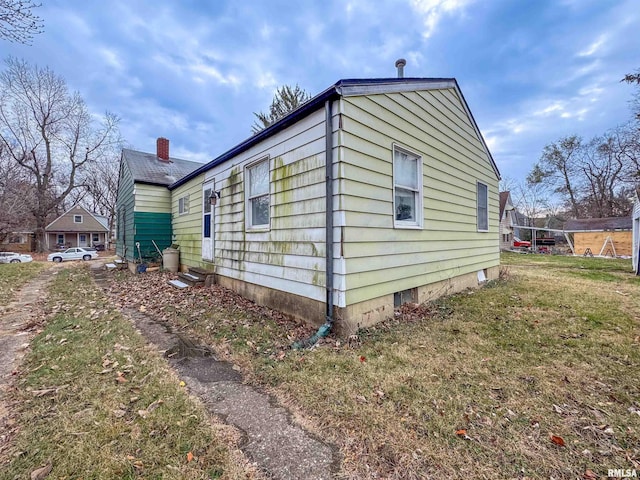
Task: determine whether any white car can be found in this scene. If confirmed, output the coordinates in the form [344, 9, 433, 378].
[47, 247, 99, 263]
[0, 252, 33, 263]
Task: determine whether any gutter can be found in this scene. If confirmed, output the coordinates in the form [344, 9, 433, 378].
[292, 99, 334, 349]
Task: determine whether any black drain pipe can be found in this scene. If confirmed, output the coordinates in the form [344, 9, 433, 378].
[292, 99, 334, 348]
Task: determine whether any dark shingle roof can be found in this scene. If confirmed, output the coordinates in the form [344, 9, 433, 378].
[564, 216, 632, 231]
[122, 149, 202, 186]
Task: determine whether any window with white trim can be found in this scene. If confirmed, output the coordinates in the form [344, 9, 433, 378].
[246, 158, 270, 229]
[74, 215, 83, 223]
[178, 195, 190, 215]
[57, 234, 65, 244]
[393, 146, 423, 228]
[477, 182, 489, 231]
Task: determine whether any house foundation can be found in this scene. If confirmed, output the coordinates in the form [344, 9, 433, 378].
[214, 266, 499, 337]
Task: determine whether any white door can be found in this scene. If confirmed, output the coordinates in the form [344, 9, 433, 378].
[78, 234, 87, 247]
[202, 180, 214, 262]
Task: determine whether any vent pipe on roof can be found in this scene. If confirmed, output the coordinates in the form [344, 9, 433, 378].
[395, 58, 406, 78]
[157, 137, 170, 162]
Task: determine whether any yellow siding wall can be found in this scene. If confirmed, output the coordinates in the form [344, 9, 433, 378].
[171, 179, 204, 266]
[339, 89, 499, 305]
[173, 109, 329, 302]
[134, 184, 171, 212]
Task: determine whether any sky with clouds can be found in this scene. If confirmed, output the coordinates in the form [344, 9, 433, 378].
[3, 0, 639, 183]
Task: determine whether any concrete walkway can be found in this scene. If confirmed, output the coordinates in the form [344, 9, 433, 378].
[90, 263, 338, 480]
[0, 267, 59, 454]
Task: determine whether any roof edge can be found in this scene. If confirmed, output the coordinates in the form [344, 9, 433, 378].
[170, 82, 341, 189]
[170, 77, 500, 188]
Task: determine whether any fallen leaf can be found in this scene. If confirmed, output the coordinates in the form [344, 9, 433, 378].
[359, 355, 366, 363]
[112, 409, 126, 418]
[550, 435, 565, 446]
[30, 460, 52, 480]
[146, 399, 163, 413]
[116, 372, 127, 383]
[179, 381, 186, 387]
[455, 429, 467, 436]
[583, 469, 597, 479]
[186, 451, 194, 463]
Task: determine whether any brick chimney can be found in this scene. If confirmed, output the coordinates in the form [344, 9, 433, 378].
[157, 137, 170, 162]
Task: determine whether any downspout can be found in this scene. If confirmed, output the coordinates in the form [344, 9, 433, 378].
[292, 99, 334, 349]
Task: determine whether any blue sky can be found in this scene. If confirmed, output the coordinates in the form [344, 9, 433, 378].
[3, 0, 639, 183]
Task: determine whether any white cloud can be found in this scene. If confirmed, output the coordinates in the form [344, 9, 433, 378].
[306, 23, 325, 42]
[577, 34, 607, 57]
[410, 0, 475, 38]
[99, 48, 124, 72]
[254, 70, 278, 90]
[260, 23, 274, 40]
[534, 102, 566, 117]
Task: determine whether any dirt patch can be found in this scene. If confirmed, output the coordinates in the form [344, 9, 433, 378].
[0, 267, 59, 459]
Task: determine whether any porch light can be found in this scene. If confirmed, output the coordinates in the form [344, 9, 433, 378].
[209, 191, 221, 205]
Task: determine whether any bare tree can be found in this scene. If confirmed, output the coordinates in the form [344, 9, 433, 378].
[609, 123, 640, 186]
[0, 147, 36, 241]
[512, 180, 551, 237]
[499, 176, 517, 193]
[580, 132, 633, 217]
[252, 84, 311, 134]
[0, 0, 43, 44]
[528, 135, 582, 217]
[622, 69, 640, 122]
[0, 57, 120, 251]
[77, 147, 121, 242]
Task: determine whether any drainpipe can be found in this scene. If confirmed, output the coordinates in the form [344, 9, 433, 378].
[325, 99, 335, 328]
[292, 99, 334, 349]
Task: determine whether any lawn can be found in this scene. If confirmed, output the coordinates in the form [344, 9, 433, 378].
[0, 261, 47, 306]
[3, 255, 638, 479]
[1, 266, 256, 479]
[106, 253, 640, 479]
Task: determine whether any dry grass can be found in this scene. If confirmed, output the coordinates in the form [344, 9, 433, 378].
[0, 261, 47, 306]
[2, 266, 256, 479]
[106, 254, 640, 479]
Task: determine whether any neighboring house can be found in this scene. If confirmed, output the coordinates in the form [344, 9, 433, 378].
[151, 76, 501, 334]
[45, 205, 109, 250]
[632, 189, 640, 274]
[0, 230, 35, 253]
[499, 191, 516, 250]
[115, 138, 202, 262]
[565, 216, 633, 256]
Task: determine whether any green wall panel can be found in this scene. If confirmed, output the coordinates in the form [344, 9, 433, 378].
[133, 211, 172, 261]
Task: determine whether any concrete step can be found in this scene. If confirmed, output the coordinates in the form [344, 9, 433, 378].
[168, 279, 189, 289]
[188, 267, 215, 285]
[178, 272, 204, 287]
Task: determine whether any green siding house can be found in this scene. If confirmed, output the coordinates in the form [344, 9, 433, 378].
[160, 76, 501, 334]
[115, 138, 201, 262]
